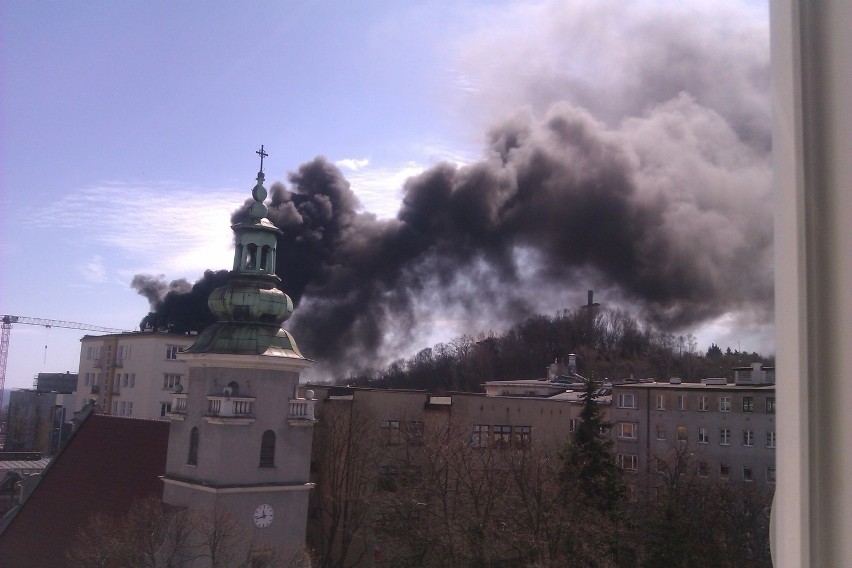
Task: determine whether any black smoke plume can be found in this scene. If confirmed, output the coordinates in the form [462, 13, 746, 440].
[133, 4, 772, 376]
[134, 271, 229, 333]
[137, 97, 771, 376]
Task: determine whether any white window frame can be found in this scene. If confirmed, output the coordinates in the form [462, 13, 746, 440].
[617, 393, 637, 409]
[616, 453, 638, 472]
[166, 345, 180, 360]
[655, 394, 665, 410]
[656, 424, 666, 441]
[698, 426, 709, 444]
[767, 430, 777, 449]
[617, 422, 638, 440]
[677, 395, 687, 411]
[719, 396, 731, 412]
[743, 429, 755, 447]
[720, 428, 730, 446]
[163, 374, 181, 389]
[698, 396, 709, 412]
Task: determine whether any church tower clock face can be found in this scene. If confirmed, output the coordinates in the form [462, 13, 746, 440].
[253, 504, 274, 528]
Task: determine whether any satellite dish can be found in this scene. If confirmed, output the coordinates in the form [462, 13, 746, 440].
[305, 389, 315, 400]
[174, 383, 184, 393]
[223, 386, 233, 397]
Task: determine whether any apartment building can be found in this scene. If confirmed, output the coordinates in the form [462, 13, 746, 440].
[611, 363, 775, 488]
[74, 332, 195, 419]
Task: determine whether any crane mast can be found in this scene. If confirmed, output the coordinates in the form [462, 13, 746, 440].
[0, 315, 129, 420]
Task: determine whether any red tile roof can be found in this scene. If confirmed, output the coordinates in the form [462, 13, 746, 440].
[0, 413, 170, 567]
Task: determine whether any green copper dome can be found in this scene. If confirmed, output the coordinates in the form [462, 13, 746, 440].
[183, 151, 306, 359]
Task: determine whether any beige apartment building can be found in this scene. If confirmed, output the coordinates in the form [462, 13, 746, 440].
[611, 363, 776, 488]
[74, 332, 195, 419]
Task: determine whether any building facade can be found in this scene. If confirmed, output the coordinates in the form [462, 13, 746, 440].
[611, 376, 776, 488]
[74, 332, 195, 419]
[4, 372, 77, 455]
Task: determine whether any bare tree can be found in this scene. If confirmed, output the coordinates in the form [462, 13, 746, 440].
[309, 400, 389, 568]
[67, 497, 305, 568]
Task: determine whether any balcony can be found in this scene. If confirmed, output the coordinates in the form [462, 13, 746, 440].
[167, 394, 188, 421]
[287, 398, 317, 426]
[203, 395, 256, 425]
[89, 385, 100, 394]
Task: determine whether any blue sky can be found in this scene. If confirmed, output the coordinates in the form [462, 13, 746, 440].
[1, 1, 770, 390]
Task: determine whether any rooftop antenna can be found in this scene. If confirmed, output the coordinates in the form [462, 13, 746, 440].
[256, 145, 268, 174]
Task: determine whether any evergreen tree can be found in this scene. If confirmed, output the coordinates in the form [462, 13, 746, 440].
[560, 379, 625, 517]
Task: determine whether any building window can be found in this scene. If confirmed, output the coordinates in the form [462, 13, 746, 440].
[656, 458, 667, 473]
[617, 393, 637, 409]
[618, 422, 638, 440]
[163, 374, 181, 389]
[569, 418, 578, 432]
[472, 424, 489, 447]
[766, 430, 777, 448]
[742, 396, 755, 412]
[743, 465, 753, 482]
[514, 425, 532, 447]
[720, 463, 730, 480]
[720, 428, 731, 445]
[743, 430, 755, 447]
[767, 466, 777, 484]
[160, 403, 171, 417]
[766, 397, 776, 414]
[493, 425, 512, 447]
[166, 345, 180, 360]
[698, 461, 709, 478]
[259, 430, 276, 468]
[126, 402, 133, 416]
[677, 395, 687, 411]
[404, 421, 425, 446]
[656, 424, 666, 440]
[111, 401, 118, 414]
[84, 373, 91, 386]
[677, 426, 687, 442]
[656, 394, 665, 410]
[698, 396, 709, 412]
[698, 427, 709, 444]
[120, 401, 127, 416]
[122, 373, 129, 388]
[380, 420, 401, 445]
[719, 397, 731, 412]
[130, 373, 136, 388]
[188, 427, 199, 466]
[617, 454, 638, 472]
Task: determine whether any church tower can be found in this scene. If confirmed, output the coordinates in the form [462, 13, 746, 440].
[162, 148, 316, 565]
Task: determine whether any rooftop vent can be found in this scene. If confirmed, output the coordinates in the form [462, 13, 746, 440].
[669, 377, 682, 384]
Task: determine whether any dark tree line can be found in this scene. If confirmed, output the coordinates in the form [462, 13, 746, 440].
[344, 307, 772, 392]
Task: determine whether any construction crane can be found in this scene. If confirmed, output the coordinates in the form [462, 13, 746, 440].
[0, 315, 130, 420]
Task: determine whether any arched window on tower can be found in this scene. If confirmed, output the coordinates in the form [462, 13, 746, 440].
[260, 245, 271, 272]
[188, 427, 199, 466]
[259, 430, 276, 468]
[246, 244, 257, 270]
